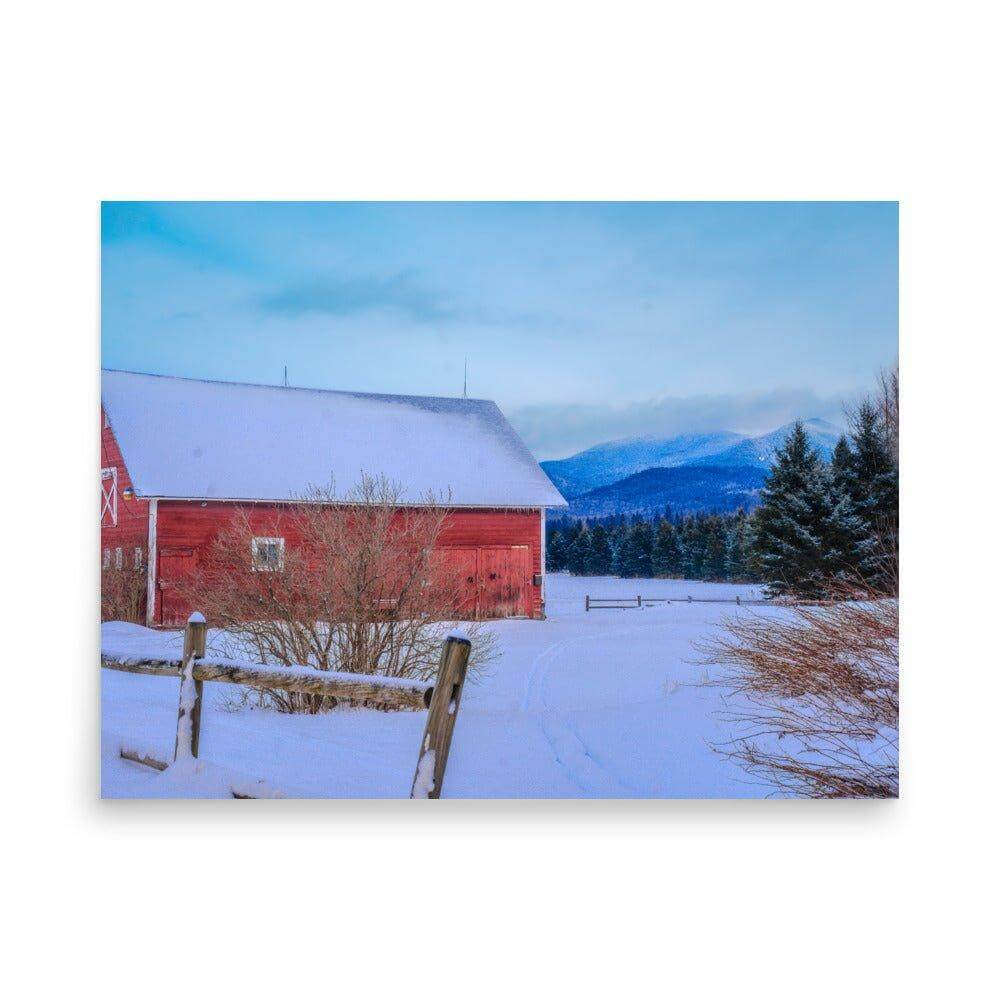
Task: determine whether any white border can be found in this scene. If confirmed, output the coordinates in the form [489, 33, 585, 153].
[9, 4, 998, 997]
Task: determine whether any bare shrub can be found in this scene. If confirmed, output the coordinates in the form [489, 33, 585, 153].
[707, 579, 898, 798]
[101, 548, 146, 623]
[876, 365, 899, 462]
[177, 475, 496, 713]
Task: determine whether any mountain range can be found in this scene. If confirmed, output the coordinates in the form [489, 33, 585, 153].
[541, 418, 842, 519]
[564, 465, 769, 519]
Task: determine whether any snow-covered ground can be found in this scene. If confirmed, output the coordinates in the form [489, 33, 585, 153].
[102, 573, 790, 798]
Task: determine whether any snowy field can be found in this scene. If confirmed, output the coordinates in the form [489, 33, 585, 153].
[102, 573, 792, 799]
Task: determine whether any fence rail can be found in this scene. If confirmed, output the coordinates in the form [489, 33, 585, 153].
[585, 593, 774, 611]
[102, 654, 434, 710]
[102, 614, 470, 799]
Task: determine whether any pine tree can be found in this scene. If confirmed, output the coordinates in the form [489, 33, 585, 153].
[753, 422, 867, 598]
[831, 434, 854, 492]
[652, 520, 684, 577]
[702, 516, 728, 581]
[828, 430, 882, 584]
[546, 527, 568, 572]
[565, 523, 592, 575]
[725, 510, 749, 581]
[743, 509, 766, 582]
[614, 521, 655, 577]
[681, 517, 707, 580]
[587, 523, 614, 575]
[847, 401, 899, 584]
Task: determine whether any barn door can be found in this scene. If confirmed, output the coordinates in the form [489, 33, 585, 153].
[158, 546, 196, 625]
[507, 545, 532, 617]
[444, 547, 480, 619]
[437, 545, 532, 619]
[480, 545, 532, 618]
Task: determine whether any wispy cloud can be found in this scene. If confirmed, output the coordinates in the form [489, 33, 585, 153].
[509, 387, 849, 460]
[259, 271, 455, 324]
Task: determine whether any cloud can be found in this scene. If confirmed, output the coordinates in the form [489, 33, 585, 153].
[259, 271, 454, 324]
[508, 387, 849, 460]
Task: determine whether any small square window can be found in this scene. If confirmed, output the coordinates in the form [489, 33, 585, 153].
[102, 548, 110, 569]
[251, 537, 285, 572]
[114, 547, 123, 569]
[134, 547, 144, 570]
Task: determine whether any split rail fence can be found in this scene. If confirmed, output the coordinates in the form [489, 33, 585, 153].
[101, 613, 471, 799]
[585, 593, 775, 611]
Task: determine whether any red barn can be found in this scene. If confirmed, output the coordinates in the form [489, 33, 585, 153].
[101, 370, 566, 626]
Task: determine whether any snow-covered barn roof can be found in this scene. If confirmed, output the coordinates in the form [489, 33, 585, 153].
[101, 370, 566, 508]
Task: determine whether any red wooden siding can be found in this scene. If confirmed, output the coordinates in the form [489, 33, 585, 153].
[152, 501, 544, 625]
[100, 409, 150, 566]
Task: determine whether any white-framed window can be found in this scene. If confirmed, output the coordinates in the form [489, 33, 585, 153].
[134, 547, 144, 570]
[102, 548, 111, 569]
[114, 547, 123, 569]
[100, 467, 118, 527]
[251, 536, 285, 572]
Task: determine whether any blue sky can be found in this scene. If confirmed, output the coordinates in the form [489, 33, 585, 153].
[101, 202, 897, 459]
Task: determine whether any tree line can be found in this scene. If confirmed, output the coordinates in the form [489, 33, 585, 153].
[547, 509, 757, 582]
[547, 382, 898, 598]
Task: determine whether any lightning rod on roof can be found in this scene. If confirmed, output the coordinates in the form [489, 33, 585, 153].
[463, 357, 468, 398]
[283, 365, 288, 387]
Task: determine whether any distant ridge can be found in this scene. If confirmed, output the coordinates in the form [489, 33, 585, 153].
[559, 465, 767, 520]
[693, 418, 840, 469]
[541, 418, 840, 500]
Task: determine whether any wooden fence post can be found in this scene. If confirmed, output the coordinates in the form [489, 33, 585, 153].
[410, 634, 472, 799]
[637, 594, 642, 608]
[174, 612, 208, 762]
[585, 595, 590, 612]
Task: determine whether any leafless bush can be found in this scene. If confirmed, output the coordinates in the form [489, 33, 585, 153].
[178, 475, 496, 713]
[876, 365, 899, 462]
[707, 580, 898, 798]
[101, 550, 146, 623]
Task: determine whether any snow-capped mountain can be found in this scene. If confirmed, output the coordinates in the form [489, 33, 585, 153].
[694, 418, 841, 469]
[540, 431, 744, 498]
[541, 419, 842, 500]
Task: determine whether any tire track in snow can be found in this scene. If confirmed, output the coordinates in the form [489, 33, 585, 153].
[519, 617, 679, 797]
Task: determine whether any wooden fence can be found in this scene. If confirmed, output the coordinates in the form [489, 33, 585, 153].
[585, 593, 774, 611]
[102, 613, 471, 799]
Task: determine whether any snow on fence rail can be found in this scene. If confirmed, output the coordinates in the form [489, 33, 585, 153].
[102, 613, 471, 799]
[585, 593, 775, 611]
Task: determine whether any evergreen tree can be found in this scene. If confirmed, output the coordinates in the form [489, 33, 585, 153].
[725, 509, 760, 582]
[587, 523, 614, 575]
[702, 516, 729, 581]
[753, 422, 866, 598]
[565, 523, 592, 575]
[614, 521, 655, 577]
[652, 520, 684, 577]
[831, 434, 854, 492]
[847, 401, 899, 575]
[546, 527, 568, 572]
[681, 517, 707, 579]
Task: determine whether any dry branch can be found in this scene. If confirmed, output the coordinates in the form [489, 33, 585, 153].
[706, 586, 898, 798]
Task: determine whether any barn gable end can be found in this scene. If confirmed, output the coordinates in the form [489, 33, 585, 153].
[100, 408, 150, 559]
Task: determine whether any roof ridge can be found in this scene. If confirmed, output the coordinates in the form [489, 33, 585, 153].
[100, 368, 495, 407]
